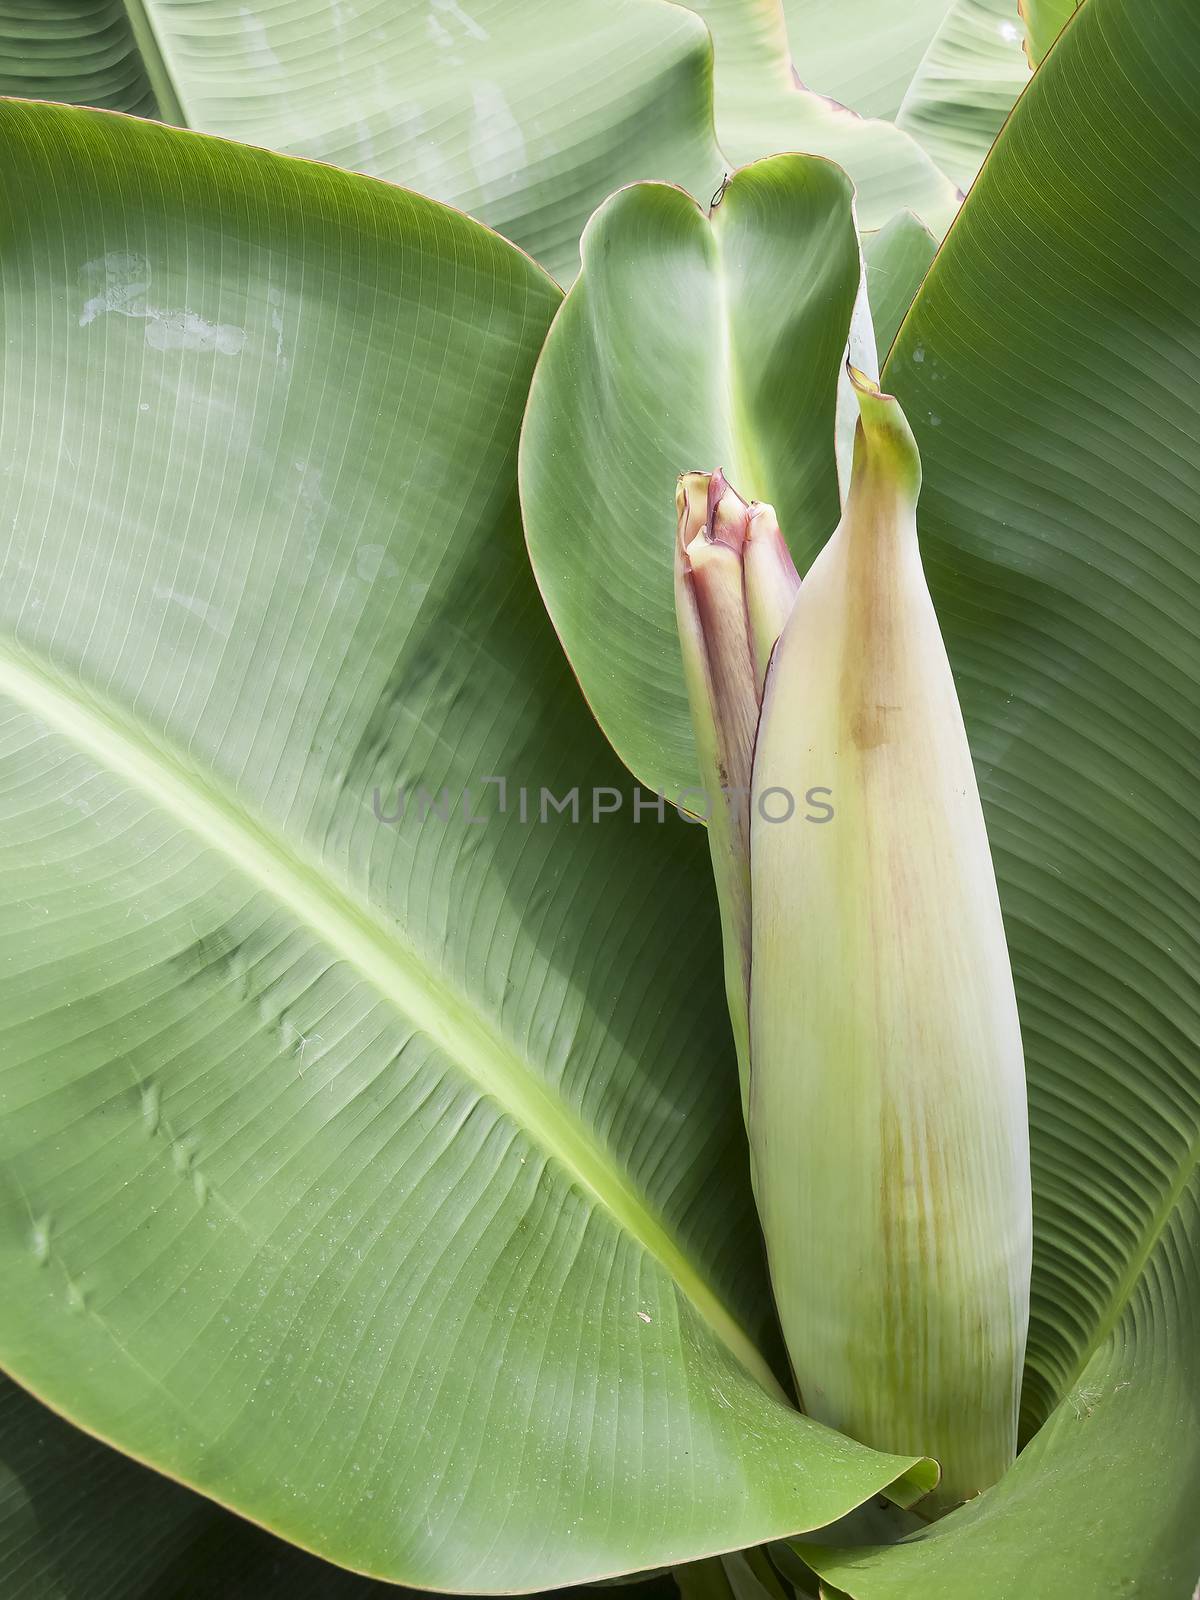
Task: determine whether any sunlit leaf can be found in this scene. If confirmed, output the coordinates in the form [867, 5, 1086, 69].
[0, 99, 931, 1592]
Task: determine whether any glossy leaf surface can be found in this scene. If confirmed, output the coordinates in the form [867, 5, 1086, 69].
[0, 0, 1003, 272]
[0, 100, 929, 1592]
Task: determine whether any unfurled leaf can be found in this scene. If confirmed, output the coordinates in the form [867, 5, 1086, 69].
[522, 155, 862, 803]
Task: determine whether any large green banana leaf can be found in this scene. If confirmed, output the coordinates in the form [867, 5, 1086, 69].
[0, 0, 1010, 277]
[0, 0, 727, 284]
[1, 1365, 660, 1599]
[525, 0, 1200, 1590]
[0, 99, 933, 1592]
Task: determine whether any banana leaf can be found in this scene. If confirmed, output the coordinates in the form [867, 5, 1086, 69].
[0, 99, 932, 1592]
[0, 0, 1023, 276]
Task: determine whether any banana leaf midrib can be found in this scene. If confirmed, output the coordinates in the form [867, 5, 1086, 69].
[121, 0, 185, 125]
[0, 637, 782, 1400]
[1048, 1120, 1200, 1406]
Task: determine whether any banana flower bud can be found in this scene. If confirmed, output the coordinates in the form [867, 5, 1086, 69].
[748, 371, 1032, 1508]
[674, 471, 800, 1113]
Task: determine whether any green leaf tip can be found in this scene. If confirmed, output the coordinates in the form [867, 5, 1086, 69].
[847, 364, 923, 505]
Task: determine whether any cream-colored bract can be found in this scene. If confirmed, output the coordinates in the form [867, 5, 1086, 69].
[748, 372, 1032, 1508]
